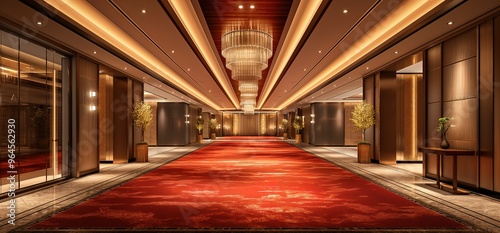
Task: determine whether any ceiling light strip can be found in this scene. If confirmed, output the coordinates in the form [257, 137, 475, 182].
[167, 0, 240, 109]
[277, 0, 445, 109]
[44, 0, 221, 110]
[256, 0, 323, 109]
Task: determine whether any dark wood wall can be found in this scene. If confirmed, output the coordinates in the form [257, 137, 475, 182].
[75, 56, 99, 176]
[494, 15, 500, 193]
[310, 102, 345, 146]
[157, 102, 189, 146]
[422, 16, 500, 192]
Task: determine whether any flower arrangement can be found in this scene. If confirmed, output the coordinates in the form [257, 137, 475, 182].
[132, 101, 153, 142]
[437, 116, 455, 133]
[350, 101, 375, 143]
[195, 116, 204, 134]
[292, 116, 303, 134]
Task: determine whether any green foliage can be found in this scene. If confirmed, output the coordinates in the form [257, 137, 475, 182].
[350, 101, 375, 142]
[281, 118, 289, 131]
[132, 101, 153, 142]
[437, 116, 455, 133]
[292, 116, 303, 134]
[195, 116, 204, 134]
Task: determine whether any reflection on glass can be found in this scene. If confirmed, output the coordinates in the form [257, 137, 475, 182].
[1, 30, 68, 193]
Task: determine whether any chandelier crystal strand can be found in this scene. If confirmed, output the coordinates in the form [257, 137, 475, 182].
[222, 27, 272, 114]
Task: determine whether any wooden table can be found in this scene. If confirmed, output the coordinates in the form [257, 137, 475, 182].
[418, 147, 475, 194]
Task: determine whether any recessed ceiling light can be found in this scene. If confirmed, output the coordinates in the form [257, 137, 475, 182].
[142, 76, 146, 79]
[238, 5, 243, 9]
[36, 21, 42, 25]
[366, 67, 369, 69]
[348, 76, 351, 79]
[343, 9, 348, 14]
[142, 9, 146, 13]
[171, 50, 175, 53]
[284, 90, 287, 92]
[334, 85, 336, 87]
[318, 50, 322, 53]
[93, 51, 97, 54]
[394, 51, 399, 54]
[208, 90, 212, 92]
[304, 68, 307, 71]
[159, 84, 161, 87]
[187, 68, 190, 71]
[250, 5, 255, 9]
[124, 67, 127, 70]
[448, 21, 453, 25]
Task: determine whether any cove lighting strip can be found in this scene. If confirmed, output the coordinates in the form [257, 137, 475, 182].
[44, 0, 222, 110]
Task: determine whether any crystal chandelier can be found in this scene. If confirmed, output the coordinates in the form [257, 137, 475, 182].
[222, 27, 272, 114]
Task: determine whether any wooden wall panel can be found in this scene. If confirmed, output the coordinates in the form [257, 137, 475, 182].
[378, 71, 397, 164]
[479, 20, 494, 190]
[427, 45, 442, 104]
[312, 103, 344, 146]
[363, 75, 375, 159]
[113, 77, 129, 163]
[222, 113, 233, 136]
[302, 105, 311, 144]
[144, 102, 157, 145]
[240, 114, 258, 135]
[157, 103, 189, 146]
[494, 15, 500, 192]
[98, 74, 113, 161]
[76, 56, 99, 175]
[443, 58, 477, 101]
[442, 28, 476, 66]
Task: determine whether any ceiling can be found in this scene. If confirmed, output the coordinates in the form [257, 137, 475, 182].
[28, 0, 500, 113]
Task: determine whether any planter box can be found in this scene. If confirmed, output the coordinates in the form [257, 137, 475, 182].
[196, 134, 203, 143]
[295, 134, 302, 143]
[283, 133, 288, 140]
[136, 143, 148, 162]
[357, 143, 371, 163]
[210, 133, 216, 140]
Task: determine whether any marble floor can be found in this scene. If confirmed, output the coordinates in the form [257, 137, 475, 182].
[1, 139, 499, 232]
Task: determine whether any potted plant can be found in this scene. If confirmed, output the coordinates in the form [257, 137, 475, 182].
[281, 118, 289, 140]
[195, 116, 204, 143]
[437, 116, 454, 149]
[209, 118, 218, 140]
[132, 101, 153, 162]
[350, 101, 375, 163]
[292, 116, 303, 143]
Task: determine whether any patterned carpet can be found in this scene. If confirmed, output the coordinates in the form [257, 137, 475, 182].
[30, 139, 466, 230]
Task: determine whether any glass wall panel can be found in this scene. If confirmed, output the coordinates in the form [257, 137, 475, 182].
[1, 30, 68, 194]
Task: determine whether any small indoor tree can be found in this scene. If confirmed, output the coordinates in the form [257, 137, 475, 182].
[132, 101, 153, 142]
[281, 118, 289, 140]
[209, 118, 218, 140]
[292, 116, 303, 143]
[350, 101, 375, 163]
[350, 101, 375, 143]
[195, 116, 205, 143]
[132, 101, 153, 162]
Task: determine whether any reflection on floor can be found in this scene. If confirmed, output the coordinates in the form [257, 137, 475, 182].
[1, 138, 499, 233]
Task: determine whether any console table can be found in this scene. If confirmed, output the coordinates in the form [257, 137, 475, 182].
[418, 147, 475, 194]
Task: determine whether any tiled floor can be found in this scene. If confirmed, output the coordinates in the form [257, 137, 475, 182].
[1, 139, 499, 232]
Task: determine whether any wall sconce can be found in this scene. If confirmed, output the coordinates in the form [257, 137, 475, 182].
[310, 114, 315, 124]
[89, 91, 96, 97]
[89, 105, 96, 111]
[184, 114, 190, 124]
[217, 124, 221, 129]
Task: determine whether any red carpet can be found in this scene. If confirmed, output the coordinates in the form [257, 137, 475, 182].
[32, 140, 465, 229]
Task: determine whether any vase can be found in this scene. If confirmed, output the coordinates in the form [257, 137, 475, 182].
[440, 131, 450, 149]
